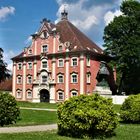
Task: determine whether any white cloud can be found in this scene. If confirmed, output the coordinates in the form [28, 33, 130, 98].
[55, 1, 102, 31]
[3, 50, 15, 71]
[24, 36, 32, 45]
[104, 10, 122, 25]
[0, 6, 15, 21]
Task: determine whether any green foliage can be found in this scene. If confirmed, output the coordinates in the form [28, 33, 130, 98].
[0, 92, 20, 126]
[0, 48, 10, 82]
[103, 0, 140, 95]
[57, 94, 119, 139]
[120, 94, 140, 123]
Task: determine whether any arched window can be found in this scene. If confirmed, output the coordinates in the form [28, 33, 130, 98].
[71, 57, 78, 66]
[16, 89, 22, 98]
[71, 73, 78, 83]
[28, 62, 32, 69]
[58, 91, 64, 100]
[28, 49, 32, 55]
[27, 75, 32, 84]
[17, 63, 22, 70]
[58, 45, 63, 51]
[58, 59, 64, 67]
[42, 45, 48, 53]
[71, 90, 78, 97]
[57, 74, 64, 83]
[17, 75, 22, 84]
[87, 73, 91, 83]
[27, 90, 32, 98]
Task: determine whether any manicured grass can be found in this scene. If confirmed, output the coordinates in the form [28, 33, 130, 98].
[0, 124, 140, 140]
[17, 101, 58, 109]
[9, 109, 57, 126]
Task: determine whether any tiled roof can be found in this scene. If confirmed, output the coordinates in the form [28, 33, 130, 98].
[56, 20, 103, 53]
[0, 79, 12, 91]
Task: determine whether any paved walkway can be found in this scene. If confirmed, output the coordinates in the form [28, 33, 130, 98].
[20, 107, 57, 111]
[0, 124, 57, 133]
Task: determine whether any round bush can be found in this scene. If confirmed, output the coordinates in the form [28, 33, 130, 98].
[57, 94, 118, 138]
[0, 92, 20, 126]
[120, 94, 140, 123]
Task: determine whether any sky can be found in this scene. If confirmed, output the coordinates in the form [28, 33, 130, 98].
[0, 0, 134, 71]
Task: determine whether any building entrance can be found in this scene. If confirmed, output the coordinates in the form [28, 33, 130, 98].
[40, 89, 50, 102]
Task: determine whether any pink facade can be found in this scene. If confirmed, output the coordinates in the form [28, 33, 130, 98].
[12, 11, 107, 103]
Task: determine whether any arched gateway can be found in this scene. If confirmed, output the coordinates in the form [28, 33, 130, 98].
[40, 89, 50, 102]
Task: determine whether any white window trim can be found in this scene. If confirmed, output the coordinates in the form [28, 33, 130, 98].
[42, 61, 48, 69]
[58, 59, 64, 67]
[71, 57, 78, 66]
[17, 63, 22, 70]
[17, 76, 22, 84]
[27, 90, 32, 99]
[86, 56, 90, 66]
[27, 75, 32, 84]
[71, 90, 78, 97]
[16, 90, 22, 98]
[71, 73, 78, 83]
[42, 75, 48, 83]
[58, 91, 64, 100]
[57, 74, 64, 83]
[58, 44, 63, 51]
[28, 62, 32, 69]
[87, 73, 91, 83]
[28, 49, 32, 55]
[41, 44, 48, 53]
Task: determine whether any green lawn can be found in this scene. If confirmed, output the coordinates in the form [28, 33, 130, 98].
[8, 109, 57, 127]
[17, 101, 58, 109]
[0, 124, 140, 140]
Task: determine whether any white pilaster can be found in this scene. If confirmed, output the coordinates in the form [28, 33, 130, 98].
[34, 40, 37, 55]
[50, 85, 55, 103]
[80, 54, 85, 94]
[22, 61, 26, 100]
[65, 56, 69, 100]
[53, 36, 56, 53]
[33, 60, 37, 80]
[12, 62, 16, 97]
[52, 58, 56, 82]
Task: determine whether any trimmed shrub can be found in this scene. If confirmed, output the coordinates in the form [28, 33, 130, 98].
[57, 94, 118, 138]
[0, 92, 20, 126]
[120, 94, 140, 123]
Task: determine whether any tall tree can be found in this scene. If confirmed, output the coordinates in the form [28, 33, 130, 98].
[103, 0, 140, 95]
[0, 48, 10, 82]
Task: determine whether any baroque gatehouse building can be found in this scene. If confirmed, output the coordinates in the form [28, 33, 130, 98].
[12, 11, 114, 103]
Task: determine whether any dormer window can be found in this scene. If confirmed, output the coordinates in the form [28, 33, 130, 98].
[58, 45, 63, 51]
[28, 49, 32, 55]
[42, 45, 48, 53]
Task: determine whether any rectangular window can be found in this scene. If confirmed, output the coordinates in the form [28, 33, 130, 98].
[86, 56, 90, 66]
[71, 74, 78, 83]
[17, 77, 22, 84]
[42, 61, 47, 68]
[42, 76, 47, 83]
[18, 63, 22, 70]
[27, 76, 32, 84]
[72, 58, 78, 66]
[27, 91, 32, 98]
[42, 45, 48, 53]
[58, 75, 64, 83]
[58, 59, 64, 67]
[28, 62, 32, 69]
[58, 92, 63, 100]
[17, 91, 22, 98]
[87, 73, 91, 83]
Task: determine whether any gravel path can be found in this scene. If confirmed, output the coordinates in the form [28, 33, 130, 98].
[20, 107, 57, 111]
[0, 124, 57, 133]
